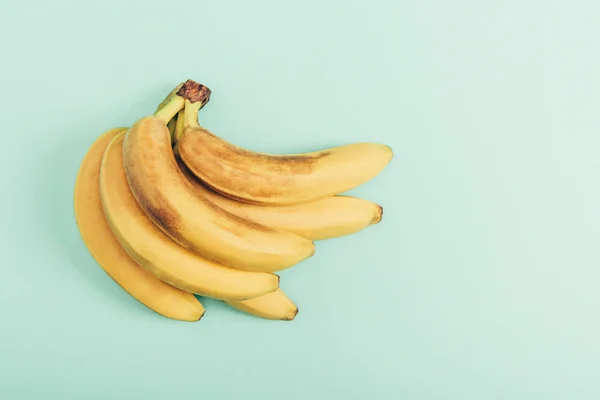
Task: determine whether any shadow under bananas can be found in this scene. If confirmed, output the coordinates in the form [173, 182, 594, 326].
[37, 124, 160, 320]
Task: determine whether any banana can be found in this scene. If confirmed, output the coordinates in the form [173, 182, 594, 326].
[175, 99, 393, 206]
[99, 130, 280, 300]
[74, 127, 205, 322]
[172, 110, 384, 241]
[122, 80, 315, 272]
[226, 288, 298, 321]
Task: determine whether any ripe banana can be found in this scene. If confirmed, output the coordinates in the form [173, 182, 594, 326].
[172, 111, 384, 241]
[74, 127, 205, 322]
[226, 288, 298, 320]
[122, 80, 315, 272]
[99, 130, 279, 300]
[176, 99, 393, 206]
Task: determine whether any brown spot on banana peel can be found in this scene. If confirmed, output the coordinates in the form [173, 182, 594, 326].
[125, 170, 196, 251]
[184, 128, 331, 175]
[123, 131, 196, 252]
[179, 128, 333, 200]
[175, 146, 281, 234]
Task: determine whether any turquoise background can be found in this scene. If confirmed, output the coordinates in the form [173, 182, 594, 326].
[1, 1, 599, 399]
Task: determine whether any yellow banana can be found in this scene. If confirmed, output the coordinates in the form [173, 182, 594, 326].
[99, 130, 279, 300]
[122, 80, 315, 272]
[176, 99, 393, 206]
[74, 127, 205, 321]
[226, 288, 298, 321]
[172, 110, 384, 241]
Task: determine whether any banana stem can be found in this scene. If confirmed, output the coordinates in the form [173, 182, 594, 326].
[158, 82, 184, 140]
[183, 99, 203, 130]
[154, 79, 211, 125]
[155, 82, 185, 113]
[154, 93, 185, 125]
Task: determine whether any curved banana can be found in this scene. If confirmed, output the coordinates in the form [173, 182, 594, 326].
[176, 136, 384, 241]
[74, 127, 205, 321]
[99, 130, 279, 300]
[226, 288, 298, 321]
[176, 99, 393, 206]
[122, 80, 315, 272]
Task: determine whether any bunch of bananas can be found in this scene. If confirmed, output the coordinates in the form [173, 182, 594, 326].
[74, 80, 393, 322]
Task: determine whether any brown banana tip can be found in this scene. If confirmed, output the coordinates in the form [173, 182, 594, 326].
[276, 274, 281, 285]
[373, 205, 383, 224]
[196, 310, 206, 321]
[177, 79, 212, 105]
[283, 307, 299, 321]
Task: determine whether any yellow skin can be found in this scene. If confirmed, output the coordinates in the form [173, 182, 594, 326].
[122, 86, 315, 272]
[176, 99, 394, 206]
[227, 289, 298, 321]
[100, 131, 280, 300]
[74, 127, 205, 322]
[172, 109, 384, 241]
